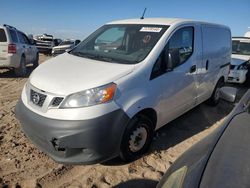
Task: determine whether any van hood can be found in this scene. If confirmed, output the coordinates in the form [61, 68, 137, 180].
[29, 53, 135, 95]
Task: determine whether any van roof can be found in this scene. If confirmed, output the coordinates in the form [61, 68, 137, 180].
[107, 18, 192, 25]
[107, 18, 228, 28]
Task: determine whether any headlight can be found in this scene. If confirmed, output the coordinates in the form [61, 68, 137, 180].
[160, 166, 187, 188]
[60, 83, 116, 108]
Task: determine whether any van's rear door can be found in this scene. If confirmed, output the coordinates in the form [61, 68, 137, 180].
[0, 28, 8, 63]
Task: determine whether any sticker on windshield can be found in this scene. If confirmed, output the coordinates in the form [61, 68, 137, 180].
[140, 27, 162, 32]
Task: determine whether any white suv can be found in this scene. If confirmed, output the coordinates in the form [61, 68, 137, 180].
[0, 24, 39, 76]
[227, 37, 250, 84]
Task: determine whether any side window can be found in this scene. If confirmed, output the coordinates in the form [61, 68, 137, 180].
[9, 29, 18, 43]
[0, 28, 7, 42]
[168, 27, 194, 67]
[22, 33, 30, 44]
[150, 26, 194, 80]
[17, 31, 25, 44]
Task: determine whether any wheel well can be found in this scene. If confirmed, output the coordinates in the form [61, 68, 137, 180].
[217, 76, 225, 85]
[136, 108, 157, 129]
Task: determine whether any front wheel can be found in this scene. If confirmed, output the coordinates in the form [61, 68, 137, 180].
[207, 79, 224, 106]
[120, 114, 154, 162]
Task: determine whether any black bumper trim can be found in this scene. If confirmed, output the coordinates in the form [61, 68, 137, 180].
[220, 62, 230, 69]
[15, 100, 130, 164]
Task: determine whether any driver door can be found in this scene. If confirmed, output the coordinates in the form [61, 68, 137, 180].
[151, 26, 198, 128]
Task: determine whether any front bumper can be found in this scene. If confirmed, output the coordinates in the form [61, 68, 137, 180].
[227, 70, 247, 84]
[227, 76, 246, 83]
[15, 100, 130, 164]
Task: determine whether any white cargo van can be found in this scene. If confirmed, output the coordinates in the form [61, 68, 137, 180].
[15, 18, 231, 164]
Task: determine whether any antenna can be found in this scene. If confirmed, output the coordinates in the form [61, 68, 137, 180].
[140, 8, 147, 19]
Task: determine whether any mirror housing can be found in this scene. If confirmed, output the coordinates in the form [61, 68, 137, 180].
[30, 39, 36, 45]
[220, 86, 237, 103]
[27, 34, 36, 45]
[167, 49, 180, 70]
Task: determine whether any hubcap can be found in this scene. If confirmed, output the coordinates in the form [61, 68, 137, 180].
[129, 126, 148, 152]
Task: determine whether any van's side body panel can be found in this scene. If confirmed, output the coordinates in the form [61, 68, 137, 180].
[118, 22, 231, 130]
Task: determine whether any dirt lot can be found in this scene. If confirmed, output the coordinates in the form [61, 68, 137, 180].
[0, 55, 248, 188]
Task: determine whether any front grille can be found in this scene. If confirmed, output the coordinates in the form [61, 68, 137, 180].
[228, 77, 233, 80]
[30, 89, 47, 107]
[51, 97, 64, 107]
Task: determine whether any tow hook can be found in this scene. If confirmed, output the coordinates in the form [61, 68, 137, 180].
[51, 138, 65, 151]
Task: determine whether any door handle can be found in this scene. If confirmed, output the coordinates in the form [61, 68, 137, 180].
[190, 65, 196, 73]
[206, 60, 209, 70]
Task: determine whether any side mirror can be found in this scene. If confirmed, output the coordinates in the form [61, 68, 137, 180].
[75, 40, 81, 45]
[29, 39, 36, 45]
[166, 48, 180, 70]
[220, 86, 237, 103]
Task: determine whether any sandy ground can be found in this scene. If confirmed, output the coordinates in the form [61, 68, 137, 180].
[0, 54, 248, 188]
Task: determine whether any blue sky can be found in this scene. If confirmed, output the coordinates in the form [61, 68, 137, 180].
[0, 0, 249, 39]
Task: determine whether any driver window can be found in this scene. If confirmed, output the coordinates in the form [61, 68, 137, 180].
[169, 27, 194, 67]
[150, 26, 194, 80]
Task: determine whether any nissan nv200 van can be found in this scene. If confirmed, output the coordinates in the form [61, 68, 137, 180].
[15, 18, 231, 164]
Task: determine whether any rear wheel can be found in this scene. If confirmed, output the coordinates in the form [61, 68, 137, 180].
[14, 56, 26, 77]
[120, 114, 154, 162]
[207, 79, 224, 106]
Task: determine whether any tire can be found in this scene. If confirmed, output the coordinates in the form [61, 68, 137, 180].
[207, 79, 224, 106]
[120, 114, 154, 162]
[14, 56, 27, 77]
[33, 54, 39, 68]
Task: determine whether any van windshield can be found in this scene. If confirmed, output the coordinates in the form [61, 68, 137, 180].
[232, 40, 250, 56]
[70, 24, 169, 64]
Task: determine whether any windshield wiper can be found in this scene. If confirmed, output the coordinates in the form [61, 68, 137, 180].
[70, 51, 116, 62]
[70, 51, 134, 64]
[70, 51, 89, 57]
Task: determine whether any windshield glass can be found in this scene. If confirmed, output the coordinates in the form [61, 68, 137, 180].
[60, 41, 74, 46]
[232, 40, 250, 56]
[70, 24, 169, 64]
